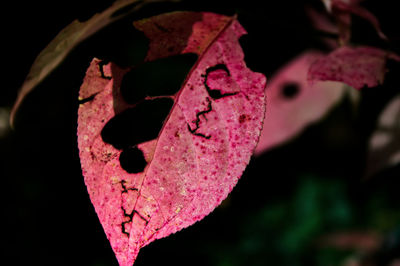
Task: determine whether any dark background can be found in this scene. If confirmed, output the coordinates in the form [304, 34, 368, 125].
[2, 0, 399, 265]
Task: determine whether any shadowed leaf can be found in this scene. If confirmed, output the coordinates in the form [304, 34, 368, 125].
[10, 0, 174, 127]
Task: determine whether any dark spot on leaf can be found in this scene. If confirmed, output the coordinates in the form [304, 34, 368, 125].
[120, 54, 197, 104]
[281, 82, 300, 99]
[239, 114, 248, 124]
[119, 147, 147, 173]
[101, 98, 173, 149]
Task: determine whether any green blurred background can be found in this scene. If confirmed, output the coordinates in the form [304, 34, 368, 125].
[1, 0, 399, 265]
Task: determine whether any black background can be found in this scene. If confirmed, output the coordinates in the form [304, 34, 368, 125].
[2, 0, 399, 265]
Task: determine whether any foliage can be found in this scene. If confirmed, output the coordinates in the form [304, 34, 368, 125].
[2, 0, 399, 265]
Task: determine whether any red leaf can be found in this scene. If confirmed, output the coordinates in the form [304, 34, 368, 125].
[255, 51, 346, 155]
[331, 0, 387, 41]
[306, 7, 339, 49]
[77, 12, 266, 265]
[321, 0, 387, 42]
[308, 46, 397, 90]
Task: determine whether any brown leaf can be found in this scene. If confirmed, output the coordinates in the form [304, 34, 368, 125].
[10, 0, 174, 127]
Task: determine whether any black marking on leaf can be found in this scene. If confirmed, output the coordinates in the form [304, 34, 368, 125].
[98, 61, 112, 80]
[206, 64, 231, 76]
[281, 82, 300, 99]
[121, 207, 149, 237]
[78, 93, 98, 104]
[121, 222, 130, 237]
[120, 180, 138, 193]
[204, 64, 238, 99]
[187, 97, 212, 139]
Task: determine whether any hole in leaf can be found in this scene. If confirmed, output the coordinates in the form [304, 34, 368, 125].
[119, 146, 147, 173]
[101, 98, 173, 149]
[120, 54, 197, 104]
[281, 82, 300, 99]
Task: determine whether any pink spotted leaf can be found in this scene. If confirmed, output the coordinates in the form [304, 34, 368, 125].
[77, 11, 266, 265]
[308, 46, 399, 90]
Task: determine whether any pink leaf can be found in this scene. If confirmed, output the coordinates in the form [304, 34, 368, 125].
[308, 46, 396, 90]
[77, 12, 266, 265]
[255, 51, 346, 155]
